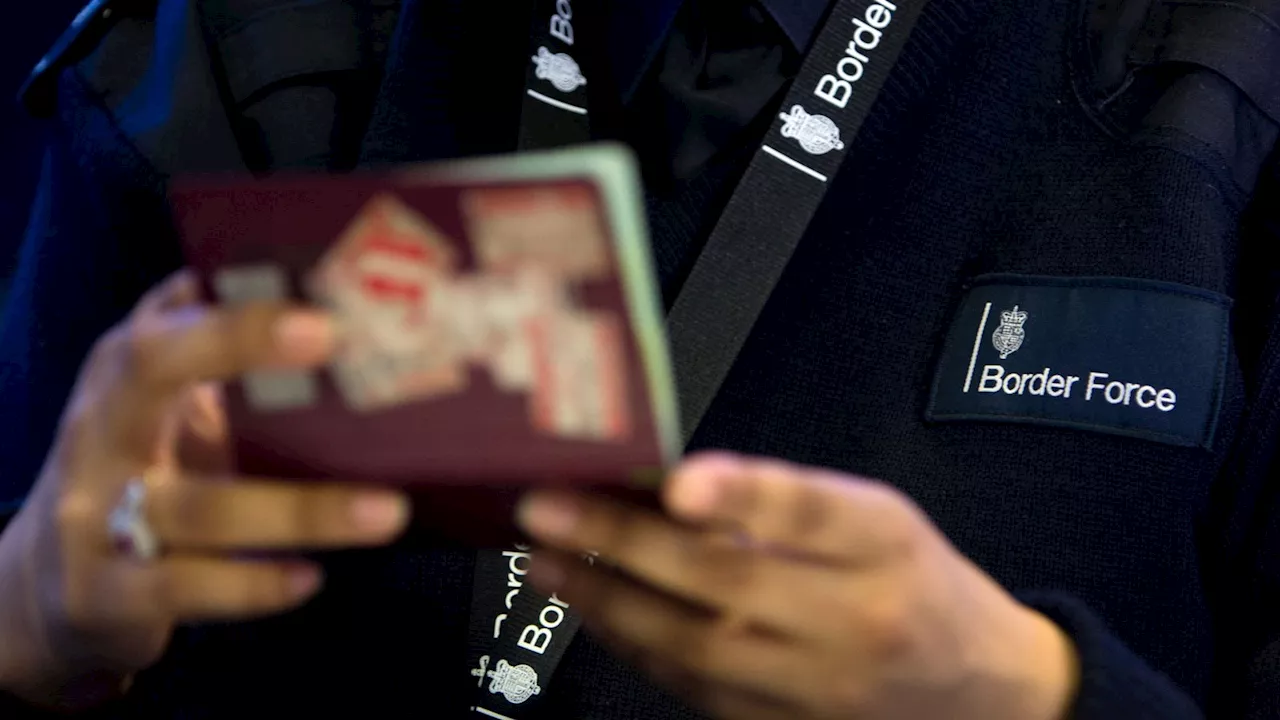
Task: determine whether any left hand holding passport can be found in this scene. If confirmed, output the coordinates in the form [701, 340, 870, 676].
[516, 453, 1079, 720]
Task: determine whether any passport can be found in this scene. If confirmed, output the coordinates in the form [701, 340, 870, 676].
[171, 145, 678, 544]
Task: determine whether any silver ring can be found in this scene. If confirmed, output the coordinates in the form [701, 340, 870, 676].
[107, 477, 161, 561]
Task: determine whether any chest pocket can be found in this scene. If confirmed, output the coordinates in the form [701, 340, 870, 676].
[199, 0, 400, 170]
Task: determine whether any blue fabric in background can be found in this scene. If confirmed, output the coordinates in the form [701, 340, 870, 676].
[0, 0, 81, 297]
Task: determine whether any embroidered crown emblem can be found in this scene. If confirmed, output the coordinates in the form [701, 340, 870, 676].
[532, 47, 587, 93]
[779, 105, 845, 156]
[991, 305, 1028, 359]
[486, 659, 543, 705]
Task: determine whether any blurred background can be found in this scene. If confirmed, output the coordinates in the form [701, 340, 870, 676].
[0, 0, 83, 303]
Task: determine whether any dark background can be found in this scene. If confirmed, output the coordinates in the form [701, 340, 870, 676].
[1, 0, 82, 300]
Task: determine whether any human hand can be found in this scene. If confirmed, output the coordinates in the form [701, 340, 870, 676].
[0, 272, 411, 710]
[516, 453, 1078, 720]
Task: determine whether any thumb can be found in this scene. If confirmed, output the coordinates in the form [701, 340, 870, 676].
[174, 383, 231, 475]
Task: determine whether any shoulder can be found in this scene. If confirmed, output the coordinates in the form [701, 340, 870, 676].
[20, 0, 255, 177]
[20, 0, 162, 118]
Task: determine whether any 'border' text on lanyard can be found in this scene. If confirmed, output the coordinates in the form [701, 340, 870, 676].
[465, 0, 929, 716]
[466, 1, 595, 717]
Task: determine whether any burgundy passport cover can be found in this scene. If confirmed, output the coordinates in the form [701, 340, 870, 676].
[170, 159, 669, 544]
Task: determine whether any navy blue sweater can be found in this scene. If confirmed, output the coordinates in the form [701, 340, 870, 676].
[2, 0, 1280, 717]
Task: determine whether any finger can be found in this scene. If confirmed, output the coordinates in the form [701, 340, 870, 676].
[641, 661, 792, 720]
[153, 382, 223, 472]
[662, 678, 797, 720]
[182, 383, 227, 444]
[132, 270, 201, 318]
[175, 383, 231, 474]
[528, 551, 832, 703]
[154, 557, 325, 622]
[73, 555, 321, 623]
[663, 453, 925, 563]
[517, 492, 848, 637]
[634, 643, 807, 720]
[125, 303, 335, 397]
[146, 475, 411, 551]
[699, 693, 796, 720]
[108, 304, 334, 456]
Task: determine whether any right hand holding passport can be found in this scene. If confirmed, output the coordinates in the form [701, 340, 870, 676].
[1, 145, 674, 710]
[0, 272, 410, 711]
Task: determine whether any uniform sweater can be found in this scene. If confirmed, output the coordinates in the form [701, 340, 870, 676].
[2, 0, 1280, 717]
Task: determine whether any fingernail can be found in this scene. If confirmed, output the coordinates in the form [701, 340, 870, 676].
[667, 462, 729, 518]
[674, 473, 722, 516]
[352, 493, 410, 534]
[517, 494, 580, 540]
[528, 555, 566, 593]
[288, 565, 323, 598]
[273, 312, 335, 359]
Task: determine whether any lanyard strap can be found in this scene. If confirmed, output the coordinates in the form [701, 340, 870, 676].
[668, 0, 930, 444]
[466, 2, 597, 718]
[518, 0, 595, 151]
[466, 546, 587, 719]
[466, 0, 933, 715]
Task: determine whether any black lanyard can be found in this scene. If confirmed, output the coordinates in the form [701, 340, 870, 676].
[466, 546, 587, 719]
[517, 0, 595, 151]
[465, 0, 930, 715]
[465, 3, 597, 718]
[668, 0, 930, 443]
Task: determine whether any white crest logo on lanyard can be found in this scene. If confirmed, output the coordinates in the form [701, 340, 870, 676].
[486, 659, 543, 704]
[779, 105, 845, 156]
[532, 47, 588, 93]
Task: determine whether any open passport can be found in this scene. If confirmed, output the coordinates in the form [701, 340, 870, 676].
[172, 145, 679, 540]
